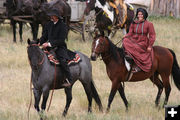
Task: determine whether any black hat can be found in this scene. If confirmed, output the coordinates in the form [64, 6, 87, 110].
[135, 8, 148, 20]
[47, 8, 63, 19]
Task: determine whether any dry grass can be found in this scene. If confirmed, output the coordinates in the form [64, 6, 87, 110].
[0, 17, 180, 120]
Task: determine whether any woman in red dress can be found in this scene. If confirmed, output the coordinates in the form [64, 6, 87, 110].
[123, 8, 156, 72]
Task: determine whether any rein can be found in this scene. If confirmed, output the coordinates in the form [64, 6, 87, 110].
[99, 38, 122, 61]
[95, 9, 103, 16]
[38, 54, 45, 65]
[100, 52, 111, 60]
[27, 44, 45, 66]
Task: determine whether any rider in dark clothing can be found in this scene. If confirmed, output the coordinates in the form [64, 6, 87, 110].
[39, 8, 72, 87]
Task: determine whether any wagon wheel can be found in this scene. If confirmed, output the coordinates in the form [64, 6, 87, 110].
[82, 11, 96, 41]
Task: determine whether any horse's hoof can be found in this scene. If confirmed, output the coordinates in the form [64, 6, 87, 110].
[106, 108, 110, 113]
[62, 112, 67, 117]
[125, 108, 128, 112]
[99, 106, 103, 112]
[88, 109, 92, 113]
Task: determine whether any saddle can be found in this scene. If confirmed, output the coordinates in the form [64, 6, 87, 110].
[124, 55, 141, 73]
[109, 1, 134, 27]
[44, 49, 81, 66]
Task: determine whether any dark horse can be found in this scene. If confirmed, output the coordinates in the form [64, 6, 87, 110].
[84, 0, 134, 36]
[90, 35, 180, 111]
[4, 0, 47, 42]
[34, 0, 71, 32]
[27, 39, 103, 118]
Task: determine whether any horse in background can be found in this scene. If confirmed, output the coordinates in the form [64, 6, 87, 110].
[4, 0, 47, 42]
[34, 0, 71, 30]
[84, 0, 134, 36]
[31, 0, 71, 41]
[4, 0, 24, 42]
[90, 34, 180, 112]
[27, 39, 103, 118]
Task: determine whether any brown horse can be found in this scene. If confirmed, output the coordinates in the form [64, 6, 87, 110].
[90, 35, 180, 111]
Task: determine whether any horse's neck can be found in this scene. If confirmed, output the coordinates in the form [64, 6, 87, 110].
[101, 51, 113, 65]
[101, 49, 123, 66]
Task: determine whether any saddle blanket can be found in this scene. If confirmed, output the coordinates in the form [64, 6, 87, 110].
[44, 49, 81, 66]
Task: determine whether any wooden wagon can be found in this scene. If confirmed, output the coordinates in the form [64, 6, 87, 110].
[0, 0, 95, 41]
[68, 0, 96, 41]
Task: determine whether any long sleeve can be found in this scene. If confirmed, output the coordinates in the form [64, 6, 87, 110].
[40, 23, 48, 45]
[50, 22, 68, 47]
[124, 23, 134, 38]
[148, 22, 156, 47]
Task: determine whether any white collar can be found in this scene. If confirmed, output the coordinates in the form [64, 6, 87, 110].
[54, 21, 58, 24]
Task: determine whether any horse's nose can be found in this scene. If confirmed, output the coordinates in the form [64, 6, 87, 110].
[91, 53, 97, 61]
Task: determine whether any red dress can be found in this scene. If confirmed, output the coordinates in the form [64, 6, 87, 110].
[123, 20, 156, 72]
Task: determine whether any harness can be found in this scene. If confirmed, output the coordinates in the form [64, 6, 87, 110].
[108, 1, 134, 27]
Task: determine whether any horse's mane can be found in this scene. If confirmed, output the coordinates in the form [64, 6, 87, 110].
[106, 37, 124, 62]
[98, 0, 106, 6]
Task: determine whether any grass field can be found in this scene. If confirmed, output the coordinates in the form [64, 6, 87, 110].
[0, 17, 180, 120]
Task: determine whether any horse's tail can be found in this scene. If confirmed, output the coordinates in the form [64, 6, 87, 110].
[169, 49, 180, 90]
[91, 81, 103, 111]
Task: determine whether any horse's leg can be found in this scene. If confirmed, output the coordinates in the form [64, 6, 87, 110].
[33, 88, 42, 112]
[34, 23, 39, 41]
[89, 81, 103, 112]
[107, 29, 112, 38]
[63, 87, 72, 117]
[11, 20, 16, 43]
[107, 81, 118, 112]
[37, 88, 49, 120]
[30, 22, 39, 41]
[81, 81, 93, 113]
[150, 74, 163, 107]
[41, 88, 50, 111]
[160, 74, 171, 107]
[107, 89, 117, 112]
[118, 83, 128, 111]
[19, 22, 23, 42]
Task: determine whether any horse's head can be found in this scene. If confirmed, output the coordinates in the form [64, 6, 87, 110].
[4, 0, 17, 16]
[84, 0, 108, 15]
[33, 3, 50, 25]
[32, 0, 47, 10]
[91, 34, 109, 61]
[84, 0, 96, 15]
[27, 39, 44, 69]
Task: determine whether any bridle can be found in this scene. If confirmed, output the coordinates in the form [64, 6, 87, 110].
[27, 44, 45, 67]
[93, 37, 112, 60]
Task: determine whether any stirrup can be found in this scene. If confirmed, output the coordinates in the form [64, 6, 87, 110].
[132, 66, 141, 73]
[125, 55, 133, 64]
[62, 83, 71, 87]
[62, 79, 72, 87]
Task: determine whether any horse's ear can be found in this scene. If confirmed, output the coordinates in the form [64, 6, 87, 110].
[94, 31, 98, 38]
[27, 38, 31, 45]
[37, 39, 40, 44]
[101, 32, 104, 37]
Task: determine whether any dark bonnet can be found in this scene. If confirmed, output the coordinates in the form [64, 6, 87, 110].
[135, 8, 148, 20]
[47, 8, 63, 19]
